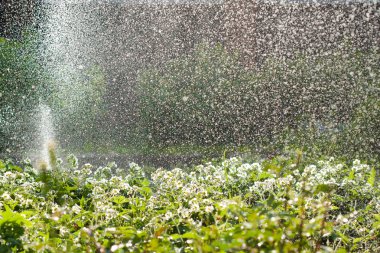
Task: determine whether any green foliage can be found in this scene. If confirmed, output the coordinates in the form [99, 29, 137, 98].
[0, 204, 31, 252]
[0, 32, 107, 152]
[137, 43, 244, 146]
[48, 64, 107, 147]
[340, 96, 380, 160]
[0, 153, 379, 252]
[0, 36, 40, 110]
[0, 34, 45, 152]
[367, 167, 376, 187]
[136, 43, 379, 159]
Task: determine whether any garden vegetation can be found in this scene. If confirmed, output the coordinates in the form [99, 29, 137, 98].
[0, 149, 379, 252]
[136, 44, 379, 160]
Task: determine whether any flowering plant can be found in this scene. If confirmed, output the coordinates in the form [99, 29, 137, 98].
[0, 154, 379, 252]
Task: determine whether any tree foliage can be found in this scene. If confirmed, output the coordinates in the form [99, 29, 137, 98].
[0, 35, 45, 152]
[136, 43, 380, 159]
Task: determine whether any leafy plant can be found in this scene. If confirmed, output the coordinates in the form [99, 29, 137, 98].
[0, 152, 379, 252]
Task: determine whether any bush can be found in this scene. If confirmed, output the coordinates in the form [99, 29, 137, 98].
[0, 35, 45, 153]
[136, 43, 380, 158]
[47, 64, 108, 148]
[137, 44, 245, 146]
[274, 48, 380, 160]
[340, 96, 380, 160]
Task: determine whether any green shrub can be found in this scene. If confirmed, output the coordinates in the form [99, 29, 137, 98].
[136, 43, 380, 159]
[47, 64, 108, 148]
[339, 96, 380, 160]
[0, 33, 107, 152]
[137, 43, 245, 146]
[0, 34, 45, 153]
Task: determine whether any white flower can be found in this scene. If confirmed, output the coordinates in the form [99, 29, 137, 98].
[251, 163, 262, 173]
[164, 211, 173, 221]
[51, 203, 60, 213]
[218, 199, 238, 210]
[82, 164, 93, 175]
[111, 244, 124, 252]
[92, 186, 105, 196]
[182, 96, 189, 102]
[249, 185, 259, 193]
[110, 176, 122, 185]
[237, 171, 247, 179]
[4, 171, 16, 179]
[230, 157, 239, 164]
[189, 198, 200, 212]
[105, 208, 117, 220]
[110, 188, 120, 195]
[205, 205, 214, 213]
[71, 204, 82, 214]
[178, 207, 190, 218]
[120, 182, 131, 190]
[278, 175, 294, 186]
[190, 203, 199, 213]
[23, 199, 33, 207]
[1, 192, 12, 201]
[303, 165, 317, 176]
[59, 227, 69, 236]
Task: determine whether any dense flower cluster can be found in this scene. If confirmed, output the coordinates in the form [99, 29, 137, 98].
[0, 155, 379, 252]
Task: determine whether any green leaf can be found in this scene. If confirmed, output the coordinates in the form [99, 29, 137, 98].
[258, 171, 274, 180]
[65, 186, 78, 192]
[266, 194, 275, 207]
[0, 204, 32, 227]
[315, 184, 335, 194]
[170, 234, 182, 240]
[9, 164, 23, 172]
[112, 195, 129, 205]
[181, 232, 200, 239]
[80, 196, 85, 208]
[336, 231, 350, 244]
[141, 179, 150, 187]
[348, 169, 355, 180]
[140, 186, 152, 197]
[367, 167, 376, 187]
[113, 226, 136, 238]
[0, 160, 5, 169]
